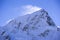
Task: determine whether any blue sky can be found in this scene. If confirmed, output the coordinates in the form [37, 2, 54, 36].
[0, 0, 60, 26]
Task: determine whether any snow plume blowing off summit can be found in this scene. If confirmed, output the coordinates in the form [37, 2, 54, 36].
[21, 5, 42, 15]
[0, 5, 60, 40]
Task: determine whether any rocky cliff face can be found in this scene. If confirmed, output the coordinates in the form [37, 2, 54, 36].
[0, 9, 60, 40]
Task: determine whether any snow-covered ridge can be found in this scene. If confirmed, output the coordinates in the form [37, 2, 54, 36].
[0, 9, 60, 40]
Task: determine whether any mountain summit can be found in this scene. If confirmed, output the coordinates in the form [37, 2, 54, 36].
[0, 9, 60, 40]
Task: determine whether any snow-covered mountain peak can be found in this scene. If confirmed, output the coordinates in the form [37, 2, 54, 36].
[0, 9, 60, 40]
[6, 9, 56, 27]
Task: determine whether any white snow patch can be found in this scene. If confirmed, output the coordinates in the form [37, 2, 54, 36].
[57, 26, 60, 28]
[6, 19, 12, 23]
[4, 18, 14, 25]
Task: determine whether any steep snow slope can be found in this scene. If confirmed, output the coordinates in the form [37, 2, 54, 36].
[0, 9, 60, 40]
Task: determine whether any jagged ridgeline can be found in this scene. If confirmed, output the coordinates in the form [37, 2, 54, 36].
[0, 9, 60, 40]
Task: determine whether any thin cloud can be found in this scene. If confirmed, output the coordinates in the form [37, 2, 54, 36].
[22, 5, 42, 15]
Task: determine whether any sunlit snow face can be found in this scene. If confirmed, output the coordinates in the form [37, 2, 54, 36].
[4, 18, 14, 26]
[57, 26, 60, 28]
[22, 5, 42, 15]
